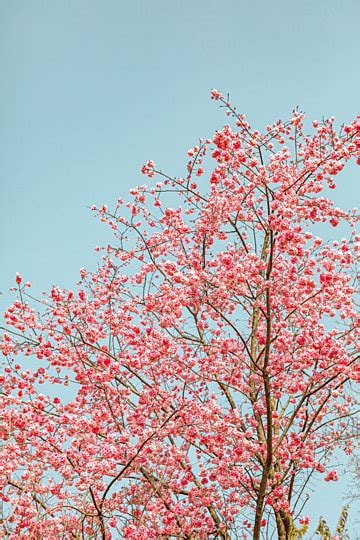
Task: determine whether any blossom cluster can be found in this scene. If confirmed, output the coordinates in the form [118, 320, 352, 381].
[0, 94, 359, 539]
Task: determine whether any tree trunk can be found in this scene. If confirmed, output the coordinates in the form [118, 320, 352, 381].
[275, 510, 295, 539]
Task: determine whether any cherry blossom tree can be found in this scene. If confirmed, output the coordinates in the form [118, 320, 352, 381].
[1, 91, 359, 539]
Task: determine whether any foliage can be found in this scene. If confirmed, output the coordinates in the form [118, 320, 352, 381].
[313, 505, 349, 539]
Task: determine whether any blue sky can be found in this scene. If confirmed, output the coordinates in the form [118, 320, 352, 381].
[0, 0, 359, 534]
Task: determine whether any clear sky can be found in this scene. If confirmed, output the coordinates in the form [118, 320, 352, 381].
[0, 0, 359, 534]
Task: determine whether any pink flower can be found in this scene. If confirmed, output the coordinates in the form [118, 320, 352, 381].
[324, 470, 338, 482]
[211, 88, 223, 100]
